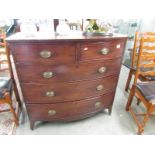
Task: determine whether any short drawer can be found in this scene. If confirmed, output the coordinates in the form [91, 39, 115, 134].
[22, 75, 118, 103]
[16, 58, 122, 83]
[10, 43, 76, 65]
[26, 92, 115, 121]
[80, 40, 125, 61]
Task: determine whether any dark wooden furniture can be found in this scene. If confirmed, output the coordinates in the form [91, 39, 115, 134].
[6, 32, 127, 130]
[126, 35, 155, 134]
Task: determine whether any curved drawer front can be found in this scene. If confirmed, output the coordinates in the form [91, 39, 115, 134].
[10, 43, 76, 65]
[16, 58, 122, 83]
[80, 40, 125, 61]
[26, 92, 115, 121]
[22, 76, 118, 103]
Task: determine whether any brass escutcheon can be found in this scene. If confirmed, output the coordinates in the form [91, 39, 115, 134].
[98, 67, 107, 73]
[48, 110, 56, 116]
[95, 101, 101, 107]
[40, 50, 52, 58]
[46, 91, 55, 97]
[100, 48, 110, 55]
[96, 85, 104, 91]
[43, 71, 53, 78]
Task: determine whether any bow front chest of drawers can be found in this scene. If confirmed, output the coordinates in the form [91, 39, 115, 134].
[7, 33, 127, 130]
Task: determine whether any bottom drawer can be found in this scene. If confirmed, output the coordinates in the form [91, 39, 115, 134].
[26, 92, 115, 122]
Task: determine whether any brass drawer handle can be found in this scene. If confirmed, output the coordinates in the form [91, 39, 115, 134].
[46, 91, 55, 97]
[96, 85, 104, 91]
[43, 71, 53, 78]
[98, 67, 107, 74]
[48, 110, 56, 116]
[40, 50, 52, 58]
[100, 48, 110, 55]
[95, 102, 101, 108]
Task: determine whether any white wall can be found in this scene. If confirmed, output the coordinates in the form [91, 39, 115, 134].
[139, 19, 155, 32]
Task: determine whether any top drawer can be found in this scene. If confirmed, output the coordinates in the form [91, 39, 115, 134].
[10, 43, 76, 65]
[80, 40, 125, 61]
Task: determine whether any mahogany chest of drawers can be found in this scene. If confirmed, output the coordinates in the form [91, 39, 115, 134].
[7, 33, 127, 130]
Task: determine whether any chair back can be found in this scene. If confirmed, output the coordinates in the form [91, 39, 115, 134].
[134, 35, 155, 84]
[0, 32, 10, 76]
[131, 32, 155, 69]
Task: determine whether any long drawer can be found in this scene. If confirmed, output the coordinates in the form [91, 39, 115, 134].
[26, 92, 115, 121]
[21, 75, 118, 103]
[80, 40, 125, 61]
[10, 43, 76, 65]
[16, 58, 122, 83]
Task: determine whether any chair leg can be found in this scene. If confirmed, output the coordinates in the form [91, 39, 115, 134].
[13, 82, 21, 106]
[125, 69, 133, 92]
[142, 114, 150, 127]
[136, 98, 141, 106]
[138, 128, 144, 135]
[13, 81, 25, 124]
[137, 113, 150, 135]
[142, 107, 152, 128]
[126, 85, 135, 111]
[8, 101, 19, 126]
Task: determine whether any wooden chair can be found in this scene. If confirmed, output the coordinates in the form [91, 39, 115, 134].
[0, 33, 9, 73]
[0, 32, 21, 126]
[125, 31, 155, 92]
[126, 35, 155, 134]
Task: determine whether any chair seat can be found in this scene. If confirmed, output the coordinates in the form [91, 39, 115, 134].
[136, 82, 155, 103]
[123, 58, 155, 81]
[0, 78, 12, 99]
[144, 76, 155, 81]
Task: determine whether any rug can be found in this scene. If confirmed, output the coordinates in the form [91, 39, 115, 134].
[0, 104, 16, 135]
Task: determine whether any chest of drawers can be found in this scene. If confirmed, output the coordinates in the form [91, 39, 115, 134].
[7, 33, 127, 130]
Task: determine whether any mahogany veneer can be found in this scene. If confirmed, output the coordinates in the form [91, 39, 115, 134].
[7, 32, 127, 130]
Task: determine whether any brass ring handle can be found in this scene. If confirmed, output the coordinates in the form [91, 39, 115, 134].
[96, 85, 104, 91]
[43, 71, 53, 78]
[48, 110, 56, 116]
[46, 91, 55, 97]
[100, 48, 110, 55]
[98, 67, 107, 74]
[40, 50, 52, 58]
[95, 102, 101, 108]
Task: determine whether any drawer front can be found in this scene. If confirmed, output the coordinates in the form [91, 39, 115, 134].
[10, 43, 76, 65]
[21, 75, 118, 103]
[80, 40, 125, 61]
[26, 92, 115, 121]
[16, 58, 122, 83]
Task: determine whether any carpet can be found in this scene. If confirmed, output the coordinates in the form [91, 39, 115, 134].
[0, 104, 16, 135]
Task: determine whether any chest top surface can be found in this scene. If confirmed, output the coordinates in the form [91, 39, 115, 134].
[6, 32, 127, 43]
